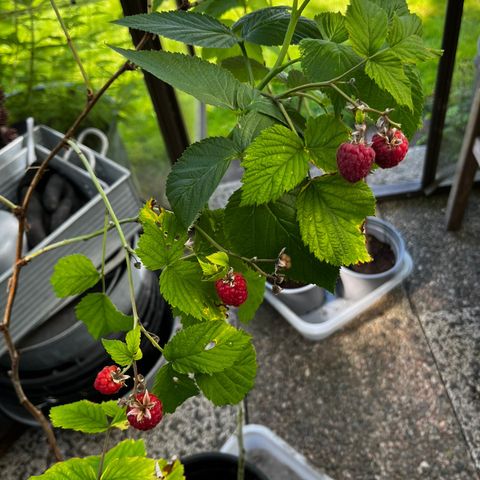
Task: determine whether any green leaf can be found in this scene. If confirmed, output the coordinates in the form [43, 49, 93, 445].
[369, 0, 410, 19]
[160, 260, 226, 320]
[305, 115, 350, 172]
[29, 458, 97, 480]
[232, 7, 320, 46]
[101, 457, 155, 480]
[75, 293, 133, 340]
[197, 258, 229, 281]
[345, 0, 388, 57]
[193, 209, 228, 257]
[104, 440, 146, 468]
[221, 56, 269, 83]
[136, 207, 187, 270]
[102, 337, 141, 366]
[232, 110, 276, 152]
[196, 342, 256, 405]
[114, 11, 238, 48]
[206, 251, 229, 267]
[152, 363, 199, 413]
[50, 400, 111, 433]
[51, 254, 99, 298]
[315, 12, 349, 43]
[241, 125, 309, 206]
[164, 320, 251, 374]
[224, 190, 339, 291]
[286, 69, 308, 88]
[365, 50, 413, 109]
[166, 137, 237, 227]
[155, 459, 185, 480]
[300, 39, 361, 82]
[296, 176, 375, 266]
[194, 0, 242, 17]
[101, 401, 128, 431]
[126, 326, 142, 360]
[111, 47, 257, 111]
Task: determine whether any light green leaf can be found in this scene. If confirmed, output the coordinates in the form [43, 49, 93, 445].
[365, 50, 413, 109]
[50, 400, 110, 433]
[232, 7, 320, 46]
[51, 254, 100, 298]
[114, 11, 238, 48]
[104, 440, 146, 469]
[111, 47, 257, 110]
[194, 0, 242, 17]
[206, 252, 229, 267]
[197, 258, 228, 281]
[166, 137, 237, 227]
[126, 326, 142, 360]
[101, 457, 155, 480]
[224, 190, 339, 292]
[196, 342, 256, 405]
[160, 260, 226, 320]
[101, 338, 137, 366]
[388, 13, 422, 44]
[300, 39, 361, 82]
[164, 320, 251, 374]
[305, 115, 350, 172]
[75, 293, 133, 340]
[369, 0, 410, 19]
[232, 110, 276, 152]
[152, 363, 199, 413]
[315, 12, 349, 43]
[101, 401, 128, 431]
[296, 176, 376, 266]
[345, 0, 388, 57]
[29, 458, 97, 480]
[241, 125, 309, 206]
[155, 459, 185, 480]
[136, 206, 187, 270]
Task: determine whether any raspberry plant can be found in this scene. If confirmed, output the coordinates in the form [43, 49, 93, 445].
[3, 0, 438, 478]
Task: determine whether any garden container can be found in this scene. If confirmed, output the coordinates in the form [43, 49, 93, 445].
[265, 282, 325, 315]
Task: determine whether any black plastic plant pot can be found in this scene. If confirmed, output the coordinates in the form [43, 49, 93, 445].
[182, 452, 269, 480]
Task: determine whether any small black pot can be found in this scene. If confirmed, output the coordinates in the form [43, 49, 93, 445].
[182, 452, 269, 480]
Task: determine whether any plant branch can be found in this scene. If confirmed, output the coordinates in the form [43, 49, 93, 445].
[49, 0, 93, 97]
[0, 194, 19, 212]
[256, 57, 300, 90]
[239, 41, 255, 86]
[96, 428, 112, 480]
[276, 100, 296, 132]
[100, 210, 109, 293]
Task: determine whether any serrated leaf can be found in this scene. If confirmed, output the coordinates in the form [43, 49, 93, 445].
[172, 307, 206, 328]
[296, 176, 376, 266]
[75, 293, 133, 340]
[370, 0, 410, 19]
[50, 400, 110, 433]
[125, 326, 142, 360]
[300, 39, 361, 82]
[160, 260, 226, 320]
[206, 252, 229, 267]
[224, 190, 339, 292]
[232, 110, 276, 152]
[164, 320, 251, 374]
[115, 11, 238, 48]
[104, 440, 146, 469]
[365, 50, 413, 109]
[152, 363, 199, 413]
[305, 115, 350, 172]
[196, 342, 256, 405]
[241, 125, 309, 206]
[155, 459, 185, 480]
[101, 402, 128, 431]
[111, 47, 257, 110]
[232, 7, 321, 46]
[346, 0, 388, 57]
[102, 338, 137, 366]
[286, 69, 308, 89]
[136, 207, 187, 270]
[101, 457, 155, 480]
[51, 254, 100, 298]
[315, 12, 349, 43]
[29, 457, 97, 480]
[166, 137, 237, 227]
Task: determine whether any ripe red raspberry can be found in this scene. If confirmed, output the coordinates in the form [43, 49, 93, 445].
[215, 271, 248, 306]
[371, 129, 409, 168]
[93, 365, 129, 395]
[127, 391, 163, 431]
[336, 142, 375, 183]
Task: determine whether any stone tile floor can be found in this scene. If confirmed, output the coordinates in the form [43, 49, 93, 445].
[0, 189, 479, 479]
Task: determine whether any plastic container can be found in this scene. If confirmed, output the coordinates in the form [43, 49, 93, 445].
[339, 217, 406, 300]
[221, 424, 332, 480]
[265, 282, 325, 315]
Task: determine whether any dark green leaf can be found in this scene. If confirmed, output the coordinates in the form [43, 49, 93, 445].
[75, 293, 133, 340]
[296, 175, 375, 266]
[194, 0, 242, 17]
[315, 12, 349, 43]
[166, 137, 237, 227]
[51, 254, 99, 298]
[220, 56, 269, 82]
[114, 11, 238, 48]
[152, 363, 199, 413]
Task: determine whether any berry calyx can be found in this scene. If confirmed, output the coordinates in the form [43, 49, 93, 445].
[371, 128, 409, 169]
[215, 271, 248, 307]
[336, 142, 375, 183]
[93, 365, 129, 395]
[127, 391, 163, 431]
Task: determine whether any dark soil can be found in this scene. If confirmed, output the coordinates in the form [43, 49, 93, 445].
[349, 234, 395, 274]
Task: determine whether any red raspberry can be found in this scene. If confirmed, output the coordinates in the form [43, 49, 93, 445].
[215, 271, 248, 306]
[336, 142, 375, 183]
[93, 365, 129, 395]
[371, 129, 409, 168]
[127, 391, 163, 431]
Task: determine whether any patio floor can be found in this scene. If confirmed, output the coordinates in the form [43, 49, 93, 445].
[0, 185, 479, 479]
